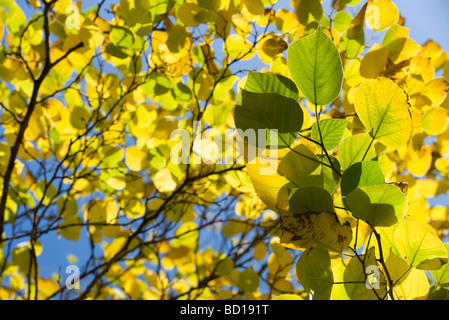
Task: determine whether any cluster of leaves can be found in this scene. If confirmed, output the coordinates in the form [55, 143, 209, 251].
[0, 0, 448, 300]
[234, 1, 449, 300]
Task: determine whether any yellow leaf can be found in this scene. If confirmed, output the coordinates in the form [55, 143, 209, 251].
[383, 26, 421, 63]
[422, 106, 448, 136]
[359, 43, 389, 79]
[366, 0, 399, 31]
[104, 236, 139, 261]
[354, 77, 412, 149]
[253, 241, 267, 261]
[153, 116, 178, 140]
[274, 9, 302, 35]
[279, 210, 352, 254]
[344, 58, 368, 88]
[106, 176, 126, 190]
[407, 145, 432, 177]
[85, 198, 118, 223]
[70, 106, 90, 130]
[418, 40, 448, 71]
[123, 277, 142, 299]
[331, 247, 386, 299]
[123, 197, 145, 218]
[225, 34, 255, 60]
[404, 56, 434, 96]
[395, 219, 448, 270]
[445, 61, 449, 82]
[256, 34, 287, 63]
[125, 146, 148, 172]
[232, 15, 251, 37]
[153, 168, 177, 193]
[416, 78, 449, 107]
[386, 251, 429, 300]
[245, 146, 295, 213]
[37, 278, 60, 300]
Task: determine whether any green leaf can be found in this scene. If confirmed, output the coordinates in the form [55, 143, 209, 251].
[12, 244, 31, 274]
[311, 118, 348, 151]
[339, 3, 365, 59]
[296, 245, 333, 300]
[338, 133, 377, 170]
[316, 154, 341, 195]
[167, 25, 188, 53]
[234, 90, 303, 148]
[278, 145, 341, 195]
[295, 0, 323, 26]
[376, 223, 400, 261]
[341, 160, 385, 201]
[198, 0, 220, 10]
[427, 286, 449, 300]
[100, 146, 124, 165]
[333, 11, 352, 33]
[172, 81, 192, 104]
[340, 23, 365, 59]
[244, 70, 299, 101]
[110, 25, 134, 48]
[431, 243, 449, 287]
[346, 184, 407, 227]
[287, 26, 343, 106]
[222, 219, 249, 238]
[354, 77, 412, 149]
[59, 216, 83, 241]
[395, 219, 448, 270]
[57, 195, 78, 217]
[289, 187, 334, 214]
[150, 0, 172, 16]
[239, 268, 260, 292]
[34, 181, 58, 206]
[5, 2, 26, 36]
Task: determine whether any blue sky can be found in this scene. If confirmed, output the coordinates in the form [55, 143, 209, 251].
[393, 0, 449, 52]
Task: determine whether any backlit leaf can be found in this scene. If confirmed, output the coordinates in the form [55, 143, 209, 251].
[354, 77, 412, 149]
[287, 26, 343, 106]
[386, 250, 429, 300]
[311, 118, 348, 151]
[331, 247, 386, 299]
[234, 90, 303, 148]
[338, 133, 377, 170]
[296, 245, 333, 300]
[431, 243, 449, 287]
[289, 187, 334, 214]
[346, 184, 407, 227]
[341, 160, 385, 200]
[395, 219, 448, 270]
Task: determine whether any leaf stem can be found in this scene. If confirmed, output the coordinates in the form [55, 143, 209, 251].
[372, 227, 395, 300]
[361, 135, 375, 161]
[314, 103, 342, 177]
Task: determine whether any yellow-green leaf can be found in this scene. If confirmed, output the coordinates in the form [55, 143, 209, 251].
[395, 219, 448, 270]
[354, 77, 412, 149]
[386, 250, 429, 300]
